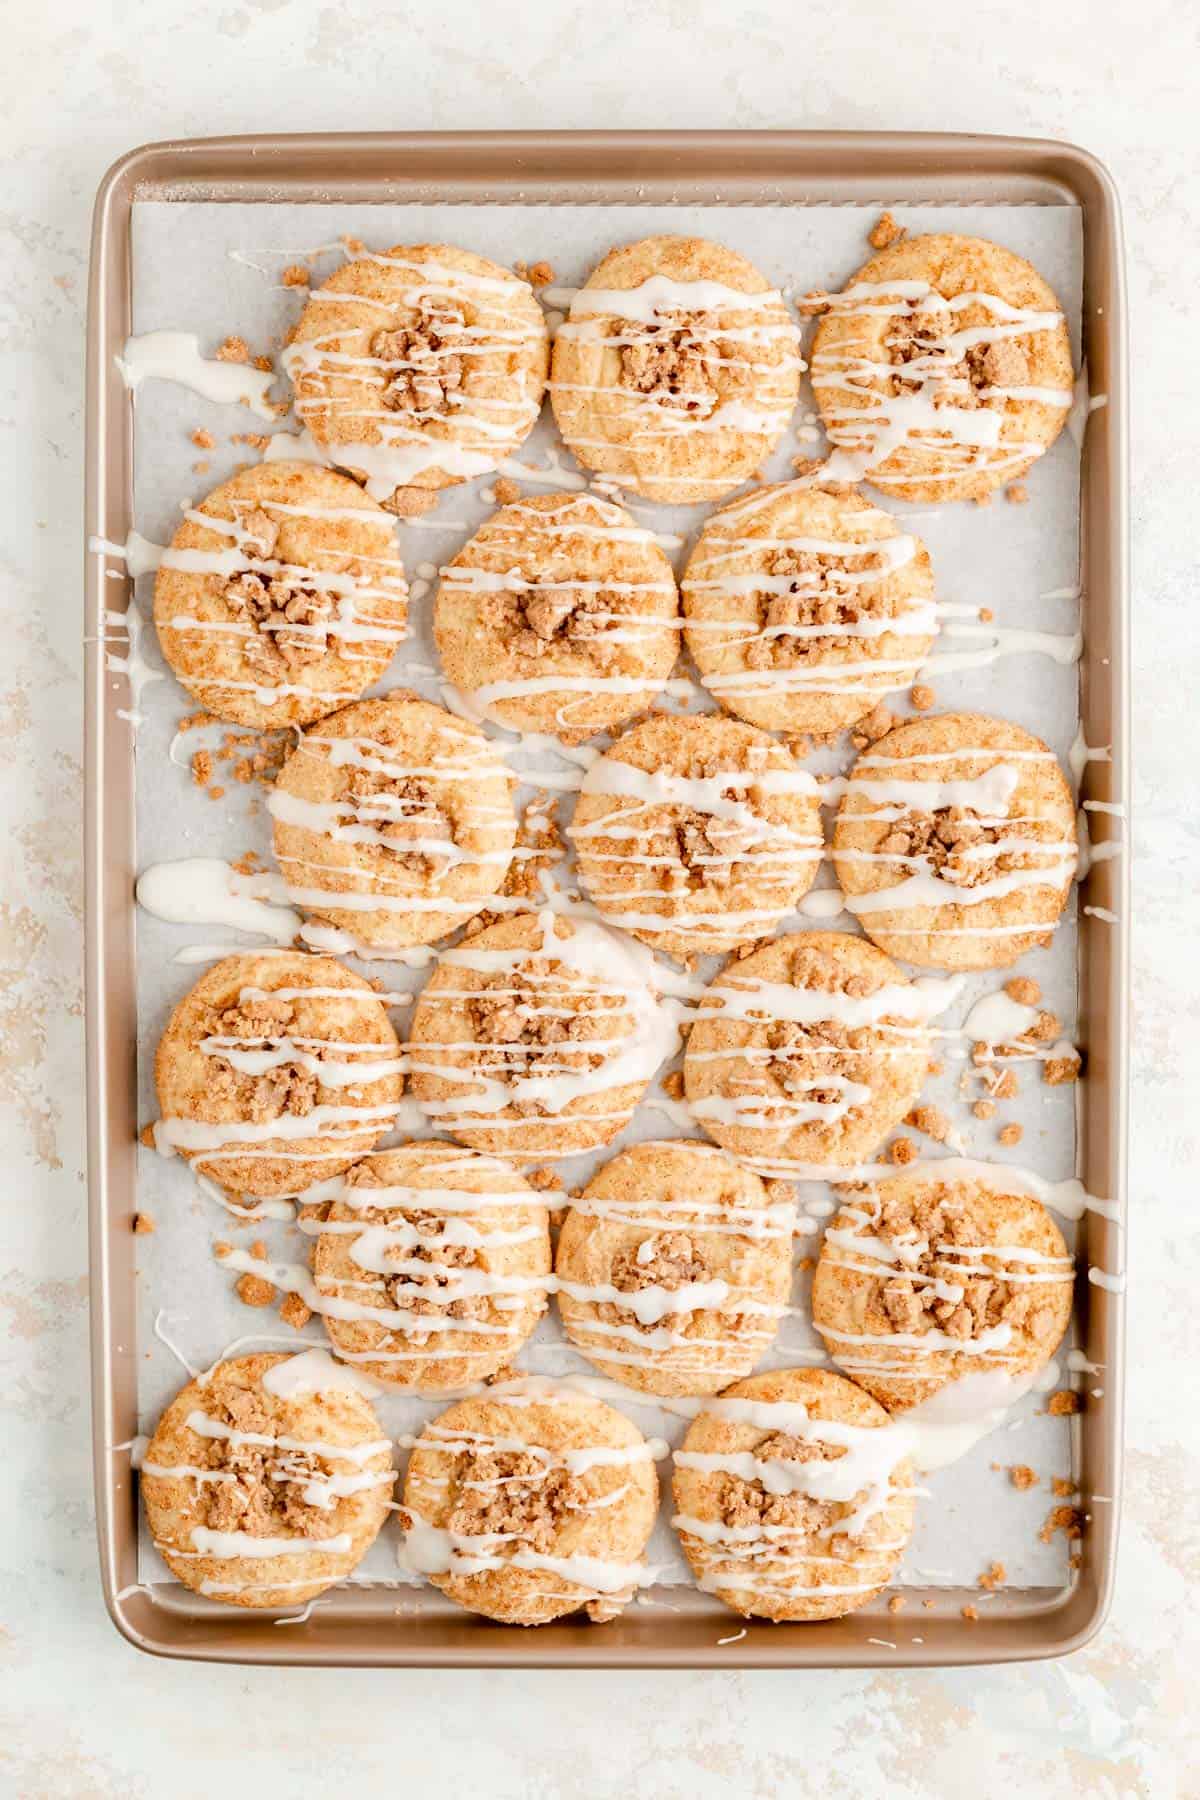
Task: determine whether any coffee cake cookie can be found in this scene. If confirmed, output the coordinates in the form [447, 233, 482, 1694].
[408, 911, 677, 1160]
[284, 243, 548, 509]
[807, 233, 1074, 502]
[832, 712, 1077, 970]
[682, 931, 946, 1175]
[550, 235, 801, 503]
[570, 713, 822, 958]
[153, 461, 408, 729]
[152, 952, 404, 1196]
[555, 1140, 795, 1396]
[400, 1383, 660, 1625]
[434, 491, 680, 742]
[811, 1163, 1074, 1411]
[269, 694, 517, 952]
[308, 1142, 551, 1390]
[672, 1366, 915, 1621]
[141, 1350, 392, 1608]
[681, 481, 937, 735]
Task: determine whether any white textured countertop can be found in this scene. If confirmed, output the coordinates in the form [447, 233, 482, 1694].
[4, 0, 1194, 1792]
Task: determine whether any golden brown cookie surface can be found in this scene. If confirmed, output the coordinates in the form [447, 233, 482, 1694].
[682, 481, 937, 735]
[682, 931, 942, 1175]
[309, 1142, 551, 1391]
[672, 1366, 915, 1622]
[153, 951, 404, 1196]
[811, 1165, 1074, 1411]
[408, 911, 678, 1161]
[141, 1351, 393, 1609]
[571, 713, 822, 960]
[832, 712, 1077, 971]
[153, 461, 407, 729]
[434, 490, 680, 743]
[269, 694, 517, 952]
[808, 233, 1073, 502]
[551, 235, 801, 503]
[555, 1139, 795, 1396]
[285, 243, 548, 507]
[401, 1384, 660, 1625]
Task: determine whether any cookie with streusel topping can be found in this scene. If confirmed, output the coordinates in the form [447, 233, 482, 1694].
[682, 931, 935, 1174]
[550, 235, 801, 504]
[408, 911, 675, 1161]
[571, 712, 821, 959]
[152, 951, 403, 1197]
[681, 481, 937, 735]
[269, 694, 517, 952]
[284, 243, 548, 510]
[832, 712, 1077, 971]
[141, 1352, 392, 1609]
[400, 1384, 659, 1625]
[309, 1142, 551, 1391]
[434, 490, 680, 743]
[812, 1166, 1074, 1412]
[672, 1366, 915, 1622]
[153, 461, 408, 730]
[807, 234, 1074, 502]
[555, 1139, 795, 1396]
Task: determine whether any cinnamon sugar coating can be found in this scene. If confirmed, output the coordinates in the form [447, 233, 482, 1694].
[310, 1142, 551, 1391]
[808, 233, 1073, 502]
[408, 912, 671, 1162]
[832, 711, 1077, 971]
[550, 235, 801, 504]
[153, 951, 402, 1197]
[141, 1353, 392, 1609]
[682, 482, 937, 735]
[270, 694, 517, 952]
[401, 1387, 659, 1625]
[571, 713, 821, 959]
[153, 461, 407, 730]
[285, 242, 548, 506]
[433, 490, 679, 743]
[683, 931, 933, 1173]
[672, 1367, 915, 1622]
[555, 1140, 795, 1396]
[812, 1167, 1074, 1411]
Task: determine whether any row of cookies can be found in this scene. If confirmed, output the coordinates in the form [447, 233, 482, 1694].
[280, 230, 1072, 512]
[142, 1350, 922, 1627]
[147, 1116, 1075, 1631]
[248, 684, 1077, 972]
[196, 1133, 1072, 1412]
[151, 919, 968, 1194]
[151, 465, 1042, 749]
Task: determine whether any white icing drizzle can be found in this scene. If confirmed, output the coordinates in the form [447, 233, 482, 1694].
[90, 530, 167, 578]
[959, 987, 1079, 1082]
[154, 489, 409, 712]
[411, 911, 682, 1137]
[398, 1398, 663, 1604]
[137, 859, 301, 946]
[806, 279, 1071, 491]
[283, 251, 546, 498]
[551, 272, 801, 496]
[116, 332, 278, 421]
[817, 1185, 1074, 1385]
[682, 505, 937, 704]
[775, 1152, 1115, 1224]
[571, 753, 822, 946]
[181, 1527, 354, 1559]
[259, 1347, 384, 1400]
[835, 752, 1077, 927]
[103, 599, 163, 724]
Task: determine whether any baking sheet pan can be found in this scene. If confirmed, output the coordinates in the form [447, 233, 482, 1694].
[84, 132, 1128, 1668]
